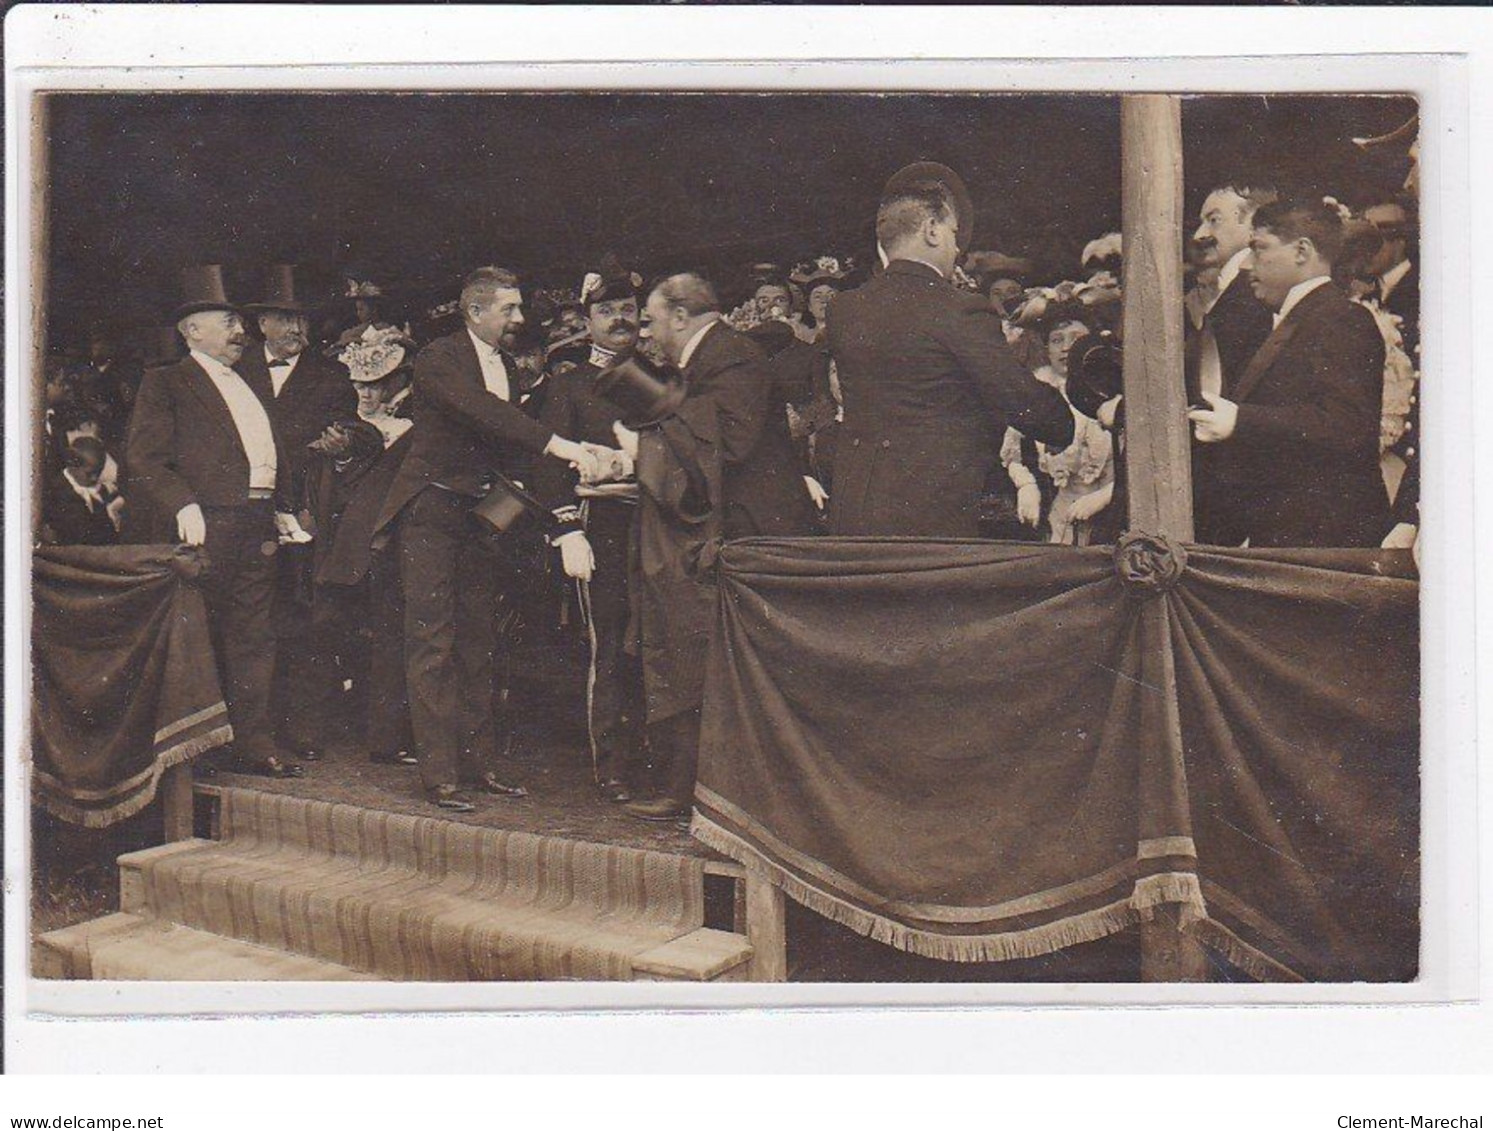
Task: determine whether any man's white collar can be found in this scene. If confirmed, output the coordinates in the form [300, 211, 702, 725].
[679, 317, 720, 370]
[1380, 257, 1412, 300]
[1274, 274, 1332, 326]
[1214, 246, 1252, 300]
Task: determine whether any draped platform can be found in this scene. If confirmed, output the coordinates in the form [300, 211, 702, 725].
[32, 545, 231, 827]
[692, 537, 1420, 982]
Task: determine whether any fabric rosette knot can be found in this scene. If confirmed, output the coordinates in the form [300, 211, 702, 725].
[1113, 530, 1188, 598]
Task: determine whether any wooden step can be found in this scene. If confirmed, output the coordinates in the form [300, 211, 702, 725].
[34, 912, 380, 981]
[109, 789, 753, 982]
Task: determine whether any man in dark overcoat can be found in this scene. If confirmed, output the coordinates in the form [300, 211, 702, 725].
[1189, 199, 1390, 548]
[237, 266, 357, 760]
[826, 163, 1074, 538]
[613, 271, 815, 823]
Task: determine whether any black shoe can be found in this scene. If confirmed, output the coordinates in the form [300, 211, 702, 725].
[370, 750, 419, 767]
[233, 753, 305, 779]
[624, 798, 689, 823]
[597, 779, 633, 804]
[466, 772, 528, 799]
[427, 784, 475, 813]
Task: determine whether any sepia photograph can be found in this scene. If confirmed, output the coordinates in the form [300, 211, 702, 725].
[17, 77, 1433, 997]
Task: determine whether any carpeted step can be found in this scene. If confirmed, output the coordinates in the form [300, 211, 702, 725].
[114, 787, 752, 982]
[34, 912, 381, 981]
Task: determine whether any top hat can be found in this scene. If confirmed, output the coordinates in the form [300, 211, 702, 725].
[171, 265, 238, 323]
[881, 161, 975, 252]
[244, 264, 313, 315]
[1065, 329, 1125, 421]
[471, 473, 548, 536]
[594, 353, 687, 429]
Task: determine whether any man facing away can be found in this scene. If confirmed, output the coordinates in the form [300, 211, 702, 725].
[374, 266, 601, 811]
[825, 163, 1074, 538]
[1188, 199, 1390, 549]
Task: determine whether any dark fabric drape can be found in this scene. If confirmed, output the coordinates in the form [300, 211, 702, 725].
[32, 544, 232, 827]
[692, 537, 1419, 981]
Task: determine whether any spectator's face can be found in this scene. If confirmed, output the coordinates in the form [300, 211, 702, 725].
[1363, 203, 1410, 275]
[259, 310, 310, 359]
[45, 372, 72, 407]
[807, 285, 838, 323]
[187, 310, 248, 366]
[754, 284, 792, 317]
[1245, 226, 1305, 310]
[988, 278, 1024, 316]
[1046, 320, 1088, 377]
[69, 457, 102, 488]
[356, 382, 391, 417]
[587, 296, 640, 353]
[354, 298, 377, 324]
[467, 287, 524, 347]
[1193, 190, 1254, 270]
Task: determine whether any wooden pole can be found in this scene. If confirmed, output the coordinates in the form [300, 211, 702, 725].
[1120, 94, 1209, 982]
[1120, 95, 1194, 541]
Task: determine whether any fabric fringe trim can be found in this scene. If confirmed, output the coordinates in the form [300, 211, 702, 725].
[1130, 871, 1208, 927]
[696, 815, 1142, 965]
[1191, 918, 1305, 983]
[32, 723, 231, 829]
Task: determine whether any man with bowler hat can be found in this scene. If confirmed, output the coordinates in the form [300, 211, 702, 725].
[125, 266, 304, 778]
[827, 162, 1074, 539]
[238, 264, 357, 761]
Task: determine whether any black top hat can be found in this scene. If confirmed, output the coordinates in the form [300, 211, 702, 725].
[581, 253, 644, 310]
[594, 353, 687, 429]
[881, 161, 975, 252]
[244, 264, 313, 315]
[471, 473, 548, 536]
[171, 265, 239, 323]
[1065, 330, 1125, 422]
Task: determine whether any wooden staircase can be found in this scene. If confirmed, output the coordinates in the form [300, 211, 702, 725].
[36, 786, 754, 983]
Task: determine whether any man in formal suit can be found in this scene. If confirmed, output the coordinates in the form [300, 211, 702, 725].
[826, 163, 1074, 538]
[125, 271, 303, 778]
[376, 266, 601, 811]
[532, 262, 648, 804]
[1186, 181, 1279, 545]
[612, 271, 816, 823]
[1362, 195, 1421, 551]
[1188, 199, 1391, 548]
[238, 267, 358, 761]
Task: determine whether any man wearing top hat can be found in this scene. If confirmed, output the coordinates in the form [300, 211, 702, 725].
[826, 162, 1074, 539]
[238, 265, 358, 762]
[532, 258, 649, 805]
[373, 266, 603, 812]
[125, 266, 304, 778]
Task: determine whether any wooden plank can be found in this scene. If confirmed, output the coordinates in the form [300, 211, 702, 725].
[1120, 93, 1210, 983]
[1120, 94, 1194, 541]
[160, 762, 195, 842]
[743, 872, 788, 982]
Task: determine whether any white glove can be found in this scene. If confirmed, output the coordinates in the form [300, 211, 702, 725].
[1381, 522, 1418, 550]
[545, 435, 605, 484]
[105, 495, 127, 532]
[612, 422, 640, 461]
[275, 512, 313, 544]
[1016, 482, 1042, 527]
[556, 532, 595, 581]
[803, 476, 829, 511]
[1068, 482, 1114, 523]
[579, 442, 633, 484]
[175, 503, 206, 547]
[1188, 391, 1239, 444]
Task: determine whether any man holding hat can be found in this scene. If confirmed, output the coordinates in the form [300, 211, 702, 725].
[238, 265, 357, 762]
[532, 258, 649, 805]
[827, 162, 1075, 539]
[125, 266, 303, 778]
[374, 266, 603, 812]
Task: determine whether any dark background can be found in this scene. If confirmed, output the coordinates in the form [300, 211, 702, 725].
[43, 91, 1416, 350]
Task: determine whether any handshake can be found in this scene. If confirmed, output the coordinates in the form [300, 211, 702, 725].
[545, 431, 637, 485]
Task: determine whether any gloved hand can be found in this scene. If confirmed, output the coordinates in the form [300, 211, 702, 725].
[275, 512, 314, 544]
[1016, 482, 1042, 527]
[612, 422, 640, 461]
[803, 476, 829, 511]
[1068, 482, 1114, 523]
[175, 503, 206, 547]
[556, 531, 595, 581]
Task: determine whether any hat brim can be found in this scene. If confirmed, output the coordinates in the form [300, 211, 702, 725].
[882, 161, 975, 252]
[242, 301, 314, 315]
